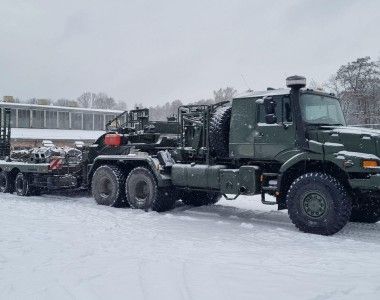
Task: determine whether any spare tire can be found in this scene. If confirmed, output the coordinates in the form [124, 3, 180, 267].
[209, 105, 232, 158]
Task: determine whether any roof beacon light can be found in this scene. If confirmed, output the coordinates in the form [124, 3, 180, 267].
[286, 75, 306, 89]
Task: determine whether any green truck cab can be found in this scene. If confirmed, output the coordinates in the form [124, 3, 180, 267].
[90, 76, 380, 235]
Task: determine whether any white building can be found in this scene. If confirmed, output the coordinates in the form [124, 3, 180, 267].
[0, 102, 125, 147]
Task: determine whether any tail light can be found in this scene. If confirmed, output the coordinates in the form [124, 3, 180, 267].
[104, 134, 122, 146]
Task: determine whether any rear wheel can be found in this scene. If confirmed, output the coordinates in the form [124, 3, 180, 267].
[126, 167, 176, 212]
[286, 172, 352, 235]
[0, 171, 14, 193]
[181, 191, 222, 206]
[350, 196, 380, 223]
[15, 172, 33, 196]
[91, 165, 126, 207]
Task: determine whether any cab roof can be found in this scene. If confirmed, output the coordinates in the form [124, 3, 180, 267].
[234, 88, 336, 99]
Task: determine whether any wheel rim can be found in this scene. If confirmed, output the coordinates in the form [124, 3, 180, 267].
[302, 191, 327, 218]
[99, 178, 112, 198]
[135, 180, 149, 204]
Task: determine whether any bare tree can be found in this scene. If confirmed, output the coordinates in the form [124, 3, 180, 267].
[115, 101, 127, 111]
[77, 92, 117, 109]
[92, 93, 116, 110]
[77, 92, 97, 108]
[213, 87, 237, 103]
[54, 98, 78, 107]
[25, 98, 38, 105]
[326, 57, 380, 124]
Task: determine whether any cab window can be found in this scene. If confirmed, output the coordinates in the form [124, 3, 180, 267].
[257, 96, 288, 124]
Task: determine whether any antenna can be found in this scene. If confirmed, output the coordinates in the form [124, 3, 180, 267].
[241, 74, 252, 92]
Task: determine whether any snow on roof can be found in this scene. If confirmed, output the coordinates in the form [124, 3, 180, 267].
[235, 88, 290, 99]
[0, 102, 124, 114]
[11, 128, 105, 141]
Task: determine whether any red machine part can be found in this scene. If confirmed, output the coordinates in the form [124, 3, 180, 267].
[104, 134, 122, 146]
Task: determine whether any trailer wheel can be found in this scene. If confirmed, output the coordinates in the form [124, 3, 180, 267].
[209, 105, 232, 158]
[286, 172, 352, 235]
[350, 196, 380, 223]
[0, 171, 14, 193]
[15, 173, 33, 196]
[126, 167, 176, 212]
[91, 165, 126, 207]
[181, 191, 222, 206]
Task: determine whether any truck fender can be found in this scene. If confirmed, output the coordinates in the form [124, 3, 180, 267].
[279, 152, 321, 173]
[89, 155, 172, 187]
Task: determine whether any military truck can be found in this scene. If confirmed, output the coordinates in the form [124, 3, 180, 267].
[2, 76, 380, 235]
[88, 75, 380, 235]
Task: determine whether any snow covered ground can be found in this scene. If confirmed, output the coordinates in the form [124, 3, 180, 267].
[1, 192, 380, 300]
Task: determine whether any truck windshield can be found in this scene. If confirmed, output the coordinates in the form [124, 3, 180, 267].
[300, 94, 346, 126]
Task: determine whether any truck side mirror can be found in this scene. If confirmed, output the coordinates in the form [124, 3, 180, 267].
[265, 114, 277, 124]
[264, 96, 276, 115]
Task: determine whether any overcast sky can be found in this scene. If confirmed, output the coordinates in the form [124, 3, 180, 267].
[0, 0, 379, 106]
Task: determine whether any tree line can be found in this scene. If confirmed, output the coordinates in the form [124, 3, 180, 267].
[2, 57, 379, 125]
[146, 87, 237, 121]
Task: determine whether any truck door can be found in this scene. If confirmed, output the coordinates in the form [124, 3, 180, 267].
[254, 95, 295, 160]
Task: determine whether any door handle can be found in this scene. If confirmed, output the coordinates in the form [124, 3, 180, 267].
[256, 132, 264, 138]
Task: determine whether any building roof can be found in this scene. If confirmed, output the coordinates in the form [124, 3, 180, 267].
[0, 102, 124, 114]
[11, 128, 105, 141]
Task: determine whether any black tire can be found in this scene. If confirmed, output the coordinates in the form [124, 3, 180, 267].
[350, 196, 380, 223]
[209, 105, 232, 158]
[15, 172, 33, 196]
[91, 165, 126, 207]
[126, 167, 176, 212]
[286, 172, 352, 235]
[0, 171, 14, 193]
[181, 191, 222, 207]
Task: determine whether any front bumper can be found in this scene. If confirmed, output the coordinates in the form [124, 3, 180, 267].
[349, 174, 380, 190]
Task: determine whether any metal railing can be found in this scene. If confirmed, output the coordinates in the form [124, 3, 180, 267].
[0, 108, 11, 159]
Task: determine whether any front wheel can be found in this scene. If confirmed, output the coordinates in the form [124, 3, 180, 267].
[286, 172, 352, 235]
[125, 167, 176, 212]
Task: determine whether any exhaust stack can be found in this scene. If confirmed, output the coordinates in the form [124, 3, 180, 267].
[287, 75, 308, 149]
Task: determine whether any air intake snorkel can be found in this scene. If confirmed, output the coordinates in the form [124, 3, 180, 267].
[286, 75, 308, 149]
